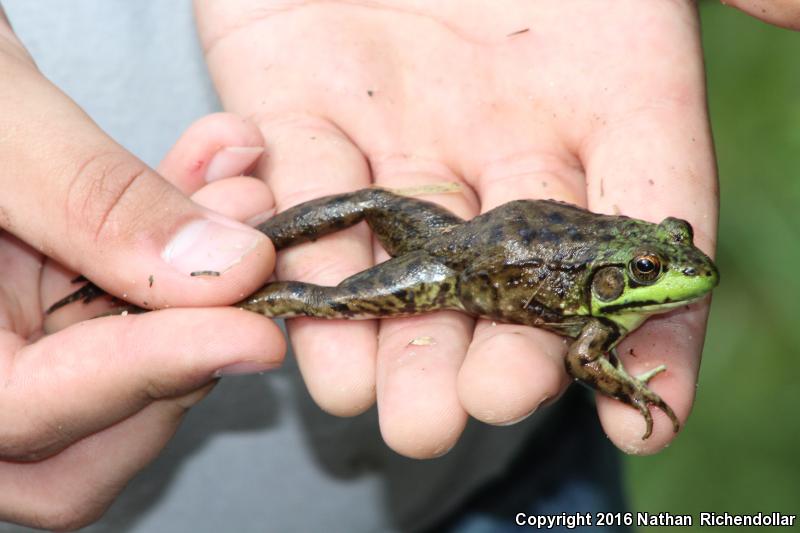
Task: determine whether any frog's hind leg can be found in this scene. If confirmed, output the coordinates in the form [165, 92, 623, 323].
[50, 188, 463, 315]
[238, 251, 462, 319]
[257, 188, 463, 255]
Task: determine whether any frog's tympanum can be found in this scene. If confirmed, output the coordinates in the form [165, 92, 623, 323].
[48, 188, 718, 439]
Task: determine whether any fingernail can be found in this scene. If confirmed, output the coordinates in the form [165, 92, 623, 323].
[245, 208, 276, 227]
[204, 146, 264, 182]
[495, 408, 536, 426]
[213, 360, 280, 377]
[162, 217, 263, 276]
[495, 396, 550, 427]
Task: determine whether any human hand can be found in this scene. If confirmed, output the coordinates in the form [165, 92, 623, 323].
[195, 0, 717, 456]
[0, 16, 284, 529]
[723, 0, 800, 30]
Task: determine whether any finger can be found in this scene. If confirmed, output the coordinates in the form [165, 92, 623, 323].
[41, 175, 276, 332]
[0, 64, 273, 311]
[581, 42, 717, 453]
[0, 307, 285, 461]
[157, 112, 266, 194]
[370, 160, 478, 458]
[376, 312, 472, 458]
[258, 114, 376, 416]
[41, 113, 272, 328]
[459, 153, 582, 426]
[0, 384, 216, 530]
[0, 232, 43, 338]
[191, 176, 275, 223]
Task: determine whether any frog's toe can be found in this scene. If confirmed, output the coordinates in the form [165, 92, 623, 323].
[46, 280, 108, 314]
[630, 395, 655, 440]
[636, 364, 667, 385]
[631, 385, 680, 440]
[654, 396, 680, 436]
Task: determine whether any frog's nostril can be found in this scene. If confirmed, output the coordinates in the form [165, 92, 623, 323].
[683, 267, 697, 276]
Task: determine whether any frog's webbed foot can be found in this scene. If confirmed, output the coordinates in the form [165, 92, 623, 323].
[45, 276, 110, 314]
[566, 320, 679, 440]
[593, 357, 679, 440]
[45, 276, 146, 317]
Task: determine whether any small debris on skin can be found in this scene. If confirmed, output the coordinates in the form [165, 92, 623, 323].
[409, 336, 436, 346]
[121, 310, 129, 317]
[190, 270, 221, 277]
[629, 348, 638, 358]
[149, 274, 154, 287]
[507, 28, 529, 37]
[367, 89, 374, 97]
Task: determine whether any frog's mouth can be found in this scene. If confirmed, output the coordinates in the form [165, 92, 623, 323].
[600, 294, 710, 335]
[600, 294, 708, 316]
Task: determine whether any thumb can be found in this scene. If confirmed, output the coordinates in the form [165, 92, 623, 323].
[0, 45, 273, 308]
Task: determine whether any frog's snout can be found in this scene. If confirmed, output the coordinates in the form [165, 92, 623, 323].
[679, 259, 720, 292]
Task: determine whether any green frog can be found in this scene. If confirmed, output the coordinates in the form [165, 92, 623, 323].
[48, 188, 718, 439]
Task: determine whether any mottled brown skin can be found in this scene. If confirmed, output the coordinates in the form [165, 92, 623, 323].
[48, 188, 718, 439]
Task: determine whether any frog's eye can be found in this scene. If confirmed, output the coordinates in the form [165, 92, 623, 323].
[629, 253, 662, 284]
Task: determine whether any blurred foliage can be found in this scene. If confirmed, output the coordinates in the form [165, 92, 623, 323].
[625, 2, 800, 530]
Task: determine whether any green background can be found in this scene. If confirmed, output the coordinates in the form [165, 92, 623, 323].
[625, 2, 800, 530]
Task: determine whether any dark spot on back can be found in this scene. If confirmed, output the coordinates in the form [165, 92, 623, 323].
[490, 224, 505, 243]
[538, 228, 560, 243]
[518, 227, 536, 244]
[593, 219, 610, 231]
[566, 226, 583, 241]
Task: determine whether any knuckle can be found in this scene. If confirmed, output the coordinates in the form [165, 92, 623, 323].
[64, 150, 154, 244]
[143, 377, 174, 401]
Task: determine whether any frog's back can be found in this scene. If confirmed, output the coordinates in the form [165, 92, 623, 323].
[424, 199, 628, 271]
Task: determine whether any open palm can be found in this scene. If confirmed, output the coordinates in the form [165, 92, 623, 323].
[196, 0, 717, 455]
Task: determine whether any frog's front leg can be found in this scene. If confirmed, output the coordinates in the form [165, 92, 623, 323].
[565, 319, 679, 440]
[238, 251, 462, 319]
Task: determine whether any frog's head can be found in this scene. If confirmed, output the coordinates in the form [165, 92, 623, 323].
[589, 217, 719, 334]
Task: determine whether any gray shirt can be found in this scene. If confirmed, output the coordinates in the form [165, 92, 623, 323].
[1, 2, 539, 531]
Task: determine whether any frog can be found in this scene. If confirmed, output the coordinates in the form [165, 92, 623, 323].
[48, 187, 719, 439]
